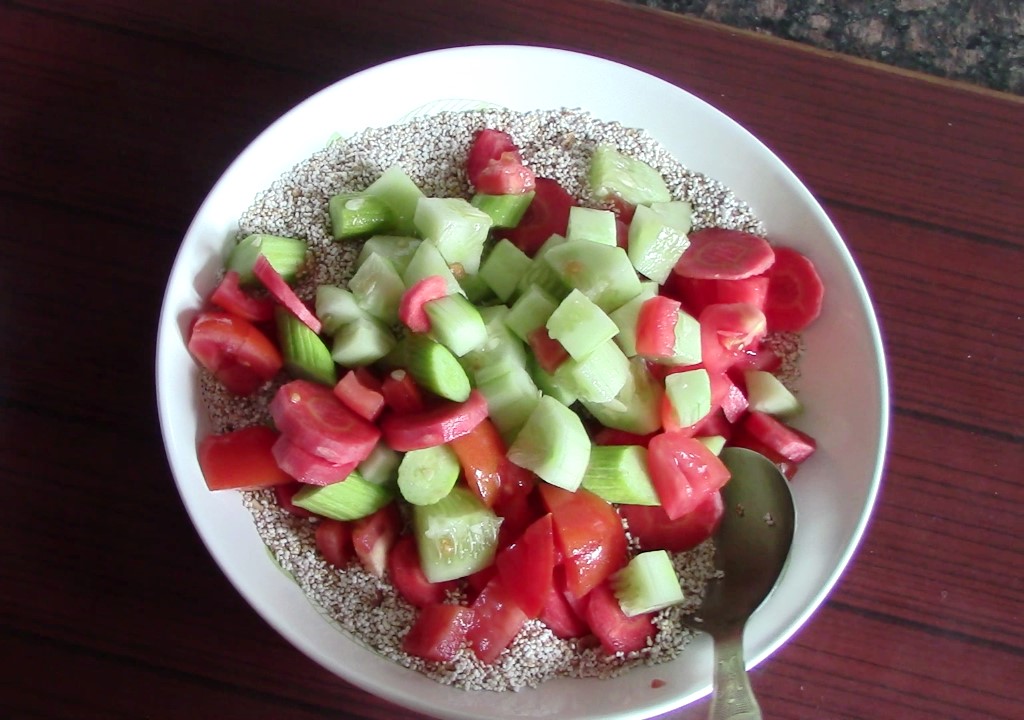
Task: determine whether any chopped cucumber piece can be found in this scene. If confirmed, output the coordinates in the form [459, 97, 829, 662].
[612, 550, 685, 617]
[459, 305, 528, 379]
[581, 445, 660, 505]
[413, 197, 492, 275]
[544, 240, 642, 313]
[566, 206, 617, 246]
[505, 284, 559, 342]
[292, 472, 394, 521]
[664, 368, 712, 428]
[589, 144, 672, 206]
[276, 307, 336, 386]
[744, 370, 803, 417]
[315, 285, 366, 335]
[580, 357, 663, 434]
[456, 272, 496, 305]
[649, 200, 694, 234]
[413, 486, 502, 583]
[471, 191, 535, 228]
[397, 445, 461, 506]
[226, 233, 307, 286]
[330, 316, 396, 367]
[476, 360, 542, 444]
[627, 202, 692, 284]
[557, 339, 631, 403]
[328, 192, 395, 240]
[357, 442, 401, 487]
[514, 234, 572, 301]
[348, 252, 406, 325]
[648, 308, 702, 366]
[404, 334, 471, 401]
[546, 289, 619, 360]
[402, 239, 464, 297]
[697, 435, 727, 455]
[364, 165, 425, 237]
[508, 395, 591, 492]
[609, 282, 660, 357]
[527, 352, 577, 407]
[479, 238, 533, 303]
[425, 293, 488, 357]
[356, 235, 421, 275]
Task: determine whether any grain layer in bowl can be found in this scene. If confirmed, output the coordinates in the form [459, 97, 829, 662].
[200, 107, 770, 691]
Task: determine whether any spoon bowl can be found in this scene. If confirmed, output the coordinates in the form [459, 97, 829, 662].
[687, 447, 797, 719]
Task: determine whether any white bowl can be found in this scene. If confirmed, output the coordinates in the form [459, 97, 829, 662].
[156, 45, 889, 720]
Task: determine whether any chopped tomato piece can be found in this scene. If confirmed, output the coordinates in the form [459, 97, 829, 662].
[269, 380, 381, 465]
[402, 603, 475, 663]
[271, 434, 357, 486]
[380, 389, 489, 451]
[475, 151, 537, 195]
[380, 369, 426, 414]
[727, 428, 801, 480]
[584, 581, 656, 655]
[763, 246, 825, 332]
[673, 228, 775, 280]
[274, 482, 316, 518]
[647, 432, 731, 520]
[698, 302, 768, 374]
[527, 327, 570, 374]
[502, 177, 575, 256]
[667, 275, 770, 316]
[492, 466, 543, 548]
[399, 275, 450, 333]
[467, 129, 520, 186]
[187, 311, 283, 395]
[388, 534, 457, 608]
[448, 419, 506, 507]
[333, 369, 386, 422]
[538, 570, 590, 639]
[197, 425, 293, 491]
[351, 503, 401, 578]
[210, 270, 275, 322]
[315, 519, 353, 567]
[635, 296, 680, 358]
[538, 484, 628, 600]
[740, 411, 817, 464]
[619, 491, 724, 553]
[252, 254, 321, 334]
[467, 576, 529, 664]
[495, 514, 555, 618]
[730, 345, 783, 373]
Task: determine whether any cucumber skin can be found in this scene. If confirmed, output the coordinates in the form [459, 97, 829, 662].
[276, 307, 337, 386]
[508, 395, 591, 492]
[292, 472, 395, 521]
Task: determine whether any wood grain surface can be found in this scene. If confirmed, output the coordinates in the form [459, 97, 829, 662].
[2, 1, 1021, 718]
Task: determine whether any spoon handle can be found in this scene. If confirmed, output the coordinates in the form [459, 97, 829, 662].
[709, 627, 761, 720]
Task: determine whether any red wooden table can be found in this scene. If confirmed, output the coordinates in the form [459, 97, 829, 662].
[2, 1, 1021, 718]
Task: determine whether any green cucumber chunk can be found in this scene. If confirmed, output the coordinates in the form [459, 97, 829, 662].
[330, 316, 396, 367]
[649, 307, 701, 366]
[459, 305, 529, 380]
[413, 486, 502, 583]
[397, 445, 461, 506]
[508, 395, 591, 492]
[476, 360, 542, 444]
[627, 202, 693, 284]
[609, 282, 660, 357]
[348, 252, 406, 326]
[404, 334, 472, 401]
[479, 238, 533, 303]
[545, 288, 619, 360]
[664, 368, 712, 427]
[357, 442, 401, 487]
[505, 284, 559, 342]
[471, 191, 535, 228]
[744, 370, 802, 417]
[364, 165, 425, 237]
[544, 240, 642, 313]
[276, 307, 336, 386]
[292, 473, 394, 521]
[356, 235, 421, 275]
[526, 352, 577, 407]
[457, 272, 496, 305]
[425, 293, 488, 357]
[612, 550, 685, 617]
[566, 206, 618, 246]
[413, 197, 493, 275]
[328, 192, 395, 240]
[581, 445, 660, 505]
[697, 435, 727, 455]
[226, 233, 307, 286]
[515, 234, 572, 301]
[556, 339, 631, 403]
[402, 239, 464, 297]
[580, 357, 663, 435]
[589, 144, 672, 206]
[315, 285, 367, 335]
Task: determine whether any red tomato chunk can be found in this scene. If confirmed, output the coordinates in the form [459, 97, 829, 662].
[402, 603, 475, 663]
[647, 432, 731, 520]
[198, 425, 293, 491]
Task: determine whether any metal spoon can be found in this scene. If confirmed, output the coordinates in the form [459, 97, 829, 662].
[686, 447, 797, 720]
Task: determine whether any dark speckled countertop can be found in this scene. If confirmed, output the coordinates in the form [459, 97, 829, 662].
[630, 0, 1024, 94]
